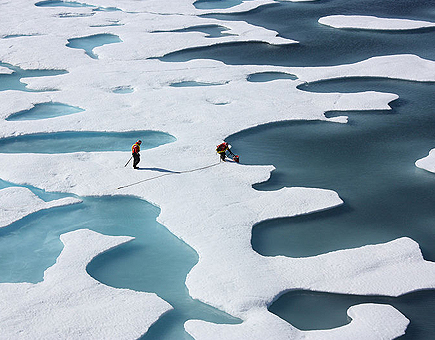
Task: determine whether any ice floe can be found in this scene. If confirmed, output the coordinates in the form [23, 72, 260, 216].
[292, 54, 435, 83]
[319, 15, 435, 31]
[416, 148, 435, 173]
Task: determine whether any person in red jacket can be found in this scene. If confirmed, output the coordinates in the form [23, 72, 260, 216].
[216, 142, 239, 162]
[216, 142, 229, 161]
[132, 140, 142, 169]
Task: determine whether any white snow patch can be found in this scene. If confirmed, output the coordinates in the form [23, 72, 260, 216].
[319, 15, 435, 30]
[304, 237, 435, 296]
[186, 303, 408, 340]
[0, 65, 13, 74]
[0, 186, 81, 228]
[416, 148, 435, 173]
[293, 54, 435, 83]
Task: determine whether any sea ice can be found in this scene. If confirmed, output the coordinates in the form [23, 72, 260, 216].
[319, 15, 435, 31]
[0, 0, 435, 339]
[416, 148, 435, 174]
[292, 54, 435, 83]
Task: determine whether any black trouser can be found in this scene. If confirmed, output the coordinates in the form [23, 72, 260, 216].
[132, 153, 140, 168]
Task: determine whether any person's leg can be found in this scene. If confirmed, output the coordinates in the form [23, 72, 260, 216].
[133, 153, 140, 168]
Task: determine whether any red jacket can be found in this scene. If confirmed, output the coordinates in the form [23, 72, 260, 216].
[216, 142, 228, 153]
[132, 143, 140, 154]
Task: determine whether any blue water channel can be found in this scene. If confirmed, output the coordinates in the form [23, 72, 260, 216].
[152, 25, 235, 38]
[35, 1, 94, 8]
[0, 62, 67, 92]
[193, 0, 245, 10]
[35, 0, 121, 12]
[66, 34, 122, 59]
[170, 81, 227, 87]
[6, 102, 84, 121]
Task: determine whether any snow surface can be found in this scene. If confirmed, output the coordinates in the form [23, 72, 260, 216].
[319, 15, 435, 30]
[416, 148, 435, 173]
[0, 65, 13, 74]
[0, 186, 81, 228]
[0, 0, 435, 339]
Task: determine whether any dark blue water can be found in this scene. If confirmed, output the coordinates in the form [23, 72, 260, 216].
[247, 72, 298, 82]
[159, 0, 435, 66]
[0, 130, 175, 153]
[227, 79, 435, 337]
[188, 0, 435, 337]
[236, 79, 435, 260]
[269, 290, 435, 339]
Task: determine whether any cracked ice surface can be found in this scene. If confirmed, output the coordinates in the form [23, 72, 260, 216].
[0, 0, 435, 339]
